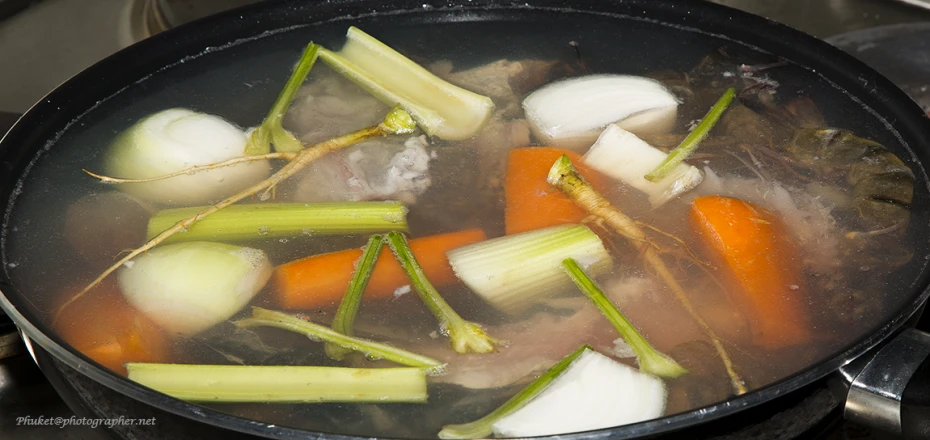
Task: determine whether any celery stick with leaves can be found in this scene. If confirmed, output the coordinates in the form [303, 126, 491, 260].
[385, 231, 498, 354]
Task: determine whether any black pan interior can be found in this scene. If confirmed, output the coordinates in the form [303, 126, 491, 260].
[2, 0, 930, 438]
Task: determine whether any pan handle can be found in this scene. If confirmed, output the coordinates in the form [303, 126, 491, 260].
[842, 328, 930, 439]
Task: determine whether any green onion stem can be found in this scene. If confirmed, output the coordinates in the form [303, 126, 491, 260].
[561, 258, 688, 379]
[326, 235, 384, 361]
[438, 345, 592, 439]
[126, 362, 427, 403]
[245, 43, 321, 155]
[384, 231, 497, 354]
[147, 202, 408, 243]
[234, 307, 444, 372]
[644, 87, 736, 181]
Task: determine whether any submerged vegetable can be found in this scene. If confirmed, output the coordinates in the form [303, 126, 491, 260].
[505, 147, 606, 234]
[127, 362, 428, 403]
[689, 196, 812, 349]
[235, 307, 444, 371]
[327, 235, 384, 361]
[103, 108, 271, 205]
[522, 75, 680, 151]
[583, 125, 703, 207]
[274, 228, 486, 309]
[385, 231, 498, 354]
[320, 27, 495, 140]
[492, 348, 667, 437]
[118, 242, 272, 335]
[55, 281, 169, 375]
[447, 224, 613, 312]
[562, 258, 687, 378]
[147, 202, 408, 243]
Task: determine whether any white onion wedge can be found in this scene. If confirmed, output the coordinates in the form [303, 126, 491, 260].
[491, 348, 667, 437]
[104, 108, 271, 206]
[583, 124, 703, 207]
[118, 241, 272, 335]
[522, 75, 679, 151]
[447, 224, 612, 313]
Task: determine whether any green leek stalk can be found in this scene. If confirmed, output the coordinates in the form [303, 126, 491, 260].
[644, 87, 736, 181]
[147, 202, 408, 243]
[438, 345, 591, 439]
[384, 231, 497, 354]
[561, 258, 687, 378]
[235, 307, 444, 372]
[126, 362, 427, 403]
[326, 234, 384, 360]
[319, 27, 494, 140]
[245, 43, 320, 155]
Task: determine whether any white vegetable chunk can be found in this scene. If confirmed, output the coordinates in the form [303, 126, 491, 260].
[583, 124, 703, 207]
[118, 241, 273, 335]
[492, 349, 667, 437]
[104, 108, 271, 206]
[522, 75, 679, 151]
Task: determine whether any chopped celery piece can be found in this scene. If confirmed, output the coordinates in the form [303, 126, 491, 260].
[562, 258, 688, 379]
[126, 362, 427, 403]
[385, 231, 497, 354]
[645, 87, 736, 181]
[319, 27, 495, 140]
[438, 345, 591, 439]
[235, 307, 444, 372]
[326, 234, 384, 361]
[245, 43, 320, 155]
[147, 202, 408, 243]
[446, 224, 613, 312]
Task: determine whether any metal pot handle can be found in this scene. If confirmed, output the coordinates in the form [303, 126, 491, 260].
[842, 328, 930, 438]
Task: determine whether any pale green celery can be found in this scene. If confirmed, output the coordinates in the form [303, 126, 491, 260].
[645, 87, 736, 181]
[126, 362, 427, 403]
[326, 235, 384, 361]
[438, 345, 591, 439]
[319, 27, 494, 140]
[446, 224, 613, 313]
[384, 231, 497, 354]
[561, 258, 688, 379]
[147, 202, 408, 243]
[245, 43, 320, 155]
[235, 307, 444, 372]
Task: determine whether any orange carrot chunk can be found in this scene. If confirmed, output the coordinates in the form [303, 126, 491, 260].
[55, 281, 170, 375]
[274, 228, 487, 309]
[689, 196, 811, 349]
[505, 147, 606, 235]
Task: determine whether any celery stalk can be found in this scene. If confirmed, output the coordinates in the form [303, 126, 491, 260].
[561, 258, 688, 378]
[319, 27, 494, 140]
[126, 362, 427, 403]
[326, 234, 384, 361]
[645, 87, 735, 181]
[384, 231, 497, 354]
[235, 307, 444, 371]
[245, 43, 320, 155]
[446, 224, 613, 313]
[438, 345, 591, 439]
[147, 202, 408, 243]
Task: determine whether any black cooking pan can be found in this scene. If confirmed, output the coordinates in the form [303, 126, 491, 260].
[2, 0, 930, 438]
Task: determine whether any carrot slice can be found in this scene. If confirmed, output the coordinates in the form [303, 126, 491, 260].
[54, 280, 170, 375]
[689, 196, 811, 349]
[274, 228, 487, 309]
[505, 147, 606, 235]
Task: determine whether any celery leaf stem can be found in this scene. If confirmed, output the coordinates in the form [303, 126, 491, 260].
[326, 235, 384, 360]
